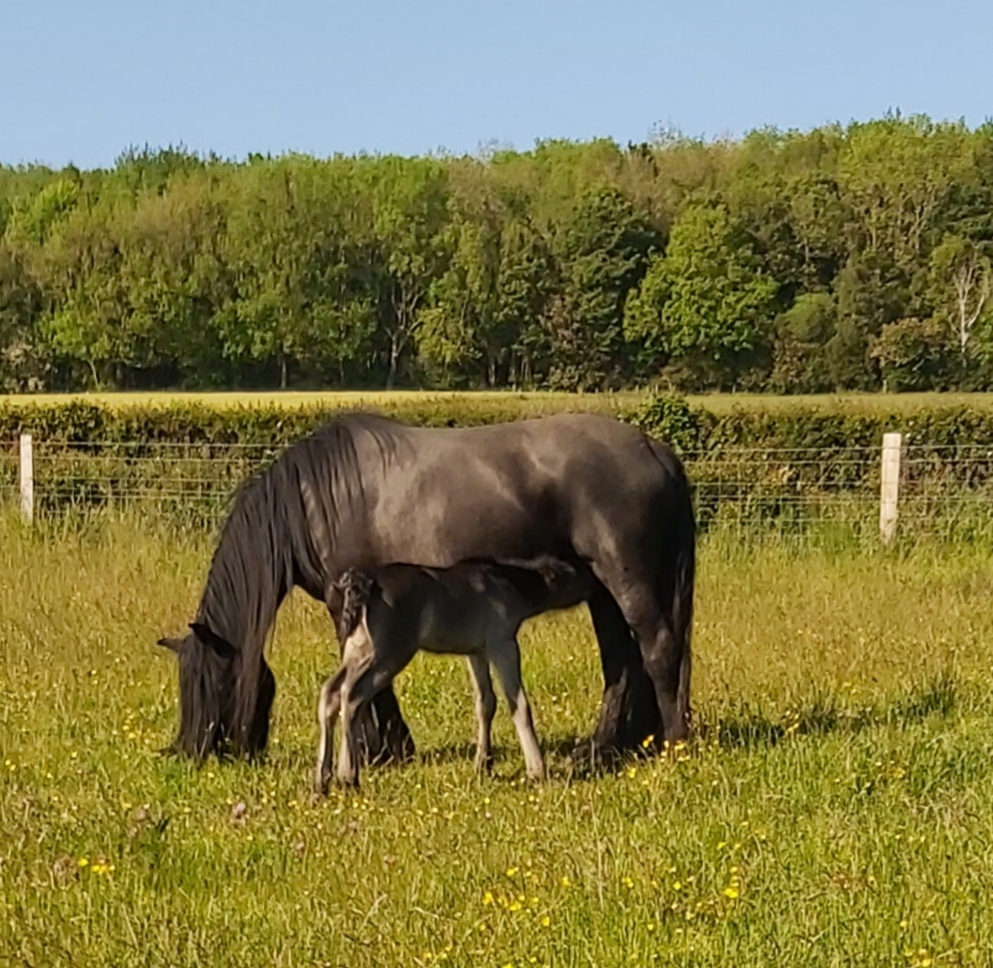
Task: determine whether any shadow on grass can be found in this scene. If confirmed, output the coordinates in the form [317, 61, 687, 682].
[413, 734, 628, 781]
[697, 668, 958, 752]
[264, 671, 960, 783]
[366, 670, 960, 780]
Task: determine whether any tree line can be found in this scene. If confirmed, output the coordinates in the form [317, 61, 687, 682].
[2, 114, 993, 393]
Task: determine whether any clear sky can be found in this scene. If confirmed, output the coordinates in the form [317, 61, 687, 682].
[4, 0, 992, 169]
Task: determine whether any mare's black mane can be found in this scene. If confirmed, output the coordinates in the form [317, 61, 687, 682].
[186, 412, 396, 752]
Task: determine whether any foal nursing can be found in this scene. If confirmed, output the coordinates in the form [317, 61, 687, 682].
[315, 557, 592, 792]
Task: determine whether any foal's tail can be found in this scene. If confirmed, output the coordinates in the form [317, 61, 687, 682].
[333, 569, 375, 643]
[648, 439, 696, 734]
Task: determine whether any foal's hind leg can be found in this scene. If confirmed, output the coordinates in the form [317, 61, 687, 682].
[338, 650, 417, 788]
[489, 636, 544, 781]
[466, 654, 497, 774]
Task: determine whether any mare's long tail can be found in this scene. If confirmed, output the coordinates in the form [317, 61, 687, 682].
[648, 439, 696, 733]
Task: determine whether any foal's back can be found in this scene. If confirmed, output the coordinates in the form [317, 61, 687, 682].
[339, 556, 591, 655]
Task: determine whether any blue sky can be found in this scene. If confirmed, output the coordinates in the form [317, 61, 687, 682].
[4, 0, 992, 169]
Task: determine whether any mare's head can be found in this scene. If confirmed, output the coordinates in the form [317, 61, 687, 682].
[157, 622, 275, 759]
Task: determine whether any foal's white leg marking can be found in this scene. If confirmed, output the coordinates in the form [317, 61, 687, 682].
[489, 636, 545, 781]
[467, 654, 497, 773]
[337, 679, 361, 787]
[337, 668, 370, 788]
[335, 631, 374, 788]
[314, 676, 342, 795]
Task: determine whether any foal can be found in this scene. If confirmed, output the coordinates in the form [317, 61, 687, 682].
[314, 557, 591, 791]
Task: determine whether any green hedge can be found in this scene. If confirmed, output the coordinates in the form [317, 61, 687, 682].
[3, 394, 992, 449]
[2, 395, 992, 537]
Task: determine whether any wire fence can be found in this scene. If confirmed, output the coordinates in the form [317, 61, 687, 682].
[2, 437, 993, 543]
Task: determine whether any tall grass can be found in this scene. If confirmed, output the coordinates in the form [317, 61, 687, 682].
[2, 513, 992, 966]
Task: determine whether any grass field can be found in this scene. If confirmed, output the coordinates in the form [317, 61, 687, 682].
[2, 515, 993, 966]
[6, 388, 993, 415]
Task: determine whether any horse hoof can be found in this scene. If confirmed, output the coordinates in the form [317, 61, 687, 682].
[569, 740, 617, 775]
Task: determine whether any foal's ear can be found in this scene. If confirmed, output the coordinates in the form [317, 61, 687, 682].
[189, 622, 237, 659]
[156, 637, 184, 653]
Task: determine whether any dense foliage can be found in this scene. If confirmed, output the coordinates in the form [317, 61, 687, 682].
[4, 115, 993, 393]
[7, 393, 993, 449]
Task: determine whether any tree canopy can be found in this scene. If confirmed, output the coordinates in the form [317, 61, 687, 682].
[3, 116, 993, 392]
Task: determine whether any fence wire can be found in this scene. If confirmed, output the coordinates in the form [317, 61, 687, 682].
[2, 439, 993, 542]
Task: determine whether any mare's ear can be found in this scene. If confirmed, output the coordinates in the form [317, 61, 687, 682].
[189, 622, 237, 659]
[156, 637, 184, 653]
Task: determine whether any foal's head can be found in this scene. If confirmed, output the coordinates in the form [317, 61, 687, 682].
[157, 623, 275, 759]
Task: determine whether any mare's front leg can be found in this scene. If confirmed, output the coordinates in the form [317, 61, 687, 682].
[467, 653, 497, 774]
[489, 636, 544, 781]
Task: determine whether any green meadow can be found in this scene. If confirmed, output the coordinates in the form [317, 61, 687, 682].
[2, 512, 991, 967]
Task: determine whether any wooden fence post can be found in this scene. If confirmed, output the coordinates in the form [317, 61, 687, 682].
[19, 433, 34, 523]
[879, 432, 902, 543]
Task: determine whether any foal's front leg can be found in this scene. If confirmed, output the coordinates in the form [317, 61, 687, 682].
[467, 653, 497, 774]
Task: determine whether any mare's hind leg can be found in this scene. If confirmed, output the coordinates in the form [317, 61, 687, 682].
[587, 583, 662, 760]
[466, 654, 497, 774]
[489, 637, 544, 781]
[594, 571, 686, 746]
[314, 669, 346, 796]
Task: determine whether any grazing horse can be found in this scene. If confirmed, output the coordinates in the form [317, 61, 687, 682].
[157, 411, 695, 765]
[315, 557, 594, 791]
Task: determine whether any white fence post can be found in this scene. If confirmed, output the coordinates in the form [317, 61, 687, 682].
[19, 433, 34, 524]
[879, 432, 902, 543]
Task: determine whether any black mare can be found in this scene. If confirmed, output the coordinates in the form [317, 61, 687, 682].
[157, 412, 695, 765]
